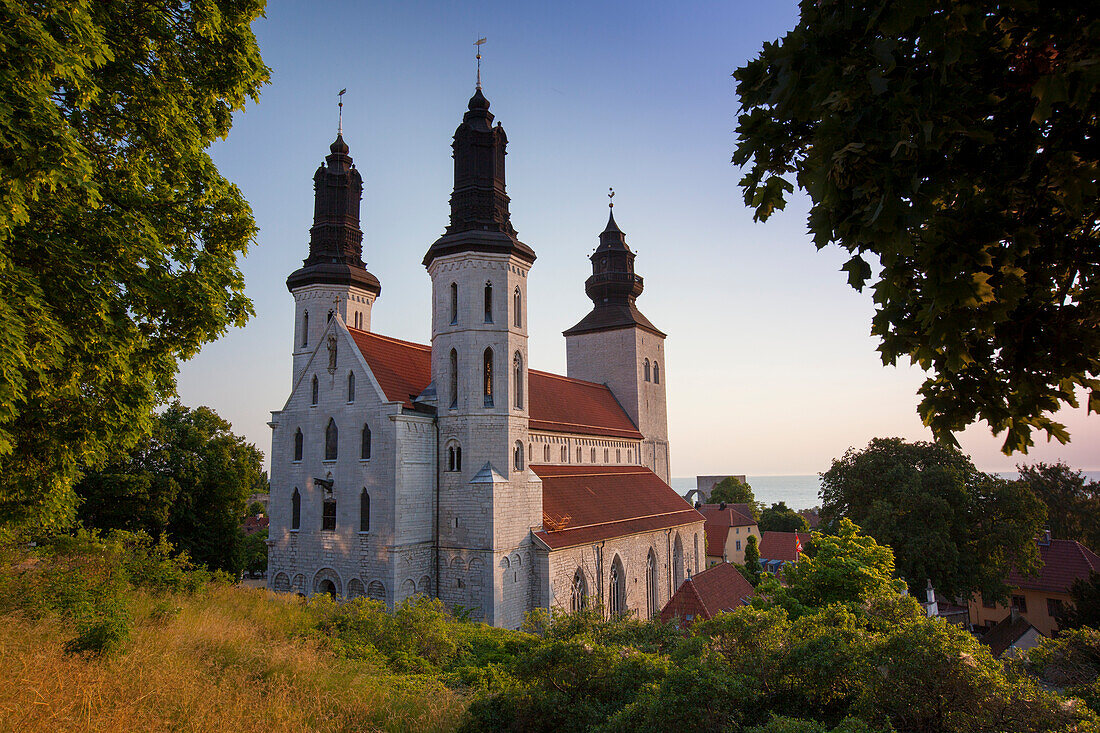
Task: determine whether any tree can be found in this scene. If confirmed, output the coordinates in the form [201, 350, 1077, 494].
[75, 403, 263, 574]
[759, 502, 810, 533]
[0, 0, 269, 535]
[1018, 461, 1100, 550]
[709, 477, 760, 517]
[1060, 571, 1100, 632]
[733, 2, 1099, 454]
[820, 438, 1045, 602]
[741, 533, 762, 587]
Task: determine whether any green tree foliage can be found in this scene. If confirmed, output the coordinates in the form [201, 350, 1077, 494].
[1018, 461, 1100, 550]
[732, 2, 1099, 454]
[741, 533, 762, 587]
[75, 404, 263, 574]
[759, 501, 810, 533]
[242, 528, 268, 577]
[1060, 571, 1100, 632]
[820, 438, 1045, 601]
[0, 0, 269, 536]
[1026, 627, 1100, 713]
[708, 476, 760, 517]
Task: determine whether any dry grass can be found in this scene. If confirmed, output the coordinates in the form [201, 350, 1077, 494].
[0, 586, 467, 733]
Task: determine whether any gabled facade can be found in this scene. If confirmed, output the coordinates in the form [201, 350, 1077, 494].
[699, 503, 760, 566]
[266, 85, 704, 628]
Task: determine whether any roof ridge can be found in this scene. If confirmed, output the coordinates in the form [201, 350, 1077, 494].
[529, 369, 612, 390]
[349, 328, 431, 351]
[546, 507, 701, 533]
[688, 578, 710, 618]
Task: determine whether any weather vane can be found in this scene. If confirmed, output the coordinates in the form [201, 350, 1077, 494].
[337, 88, 346, 135]
[608, 187, 615, 209]
[475, 37, 486, 89]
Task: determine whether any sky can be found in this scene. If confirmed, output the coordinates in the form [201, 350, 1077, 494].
[176, 0, 1099, 477]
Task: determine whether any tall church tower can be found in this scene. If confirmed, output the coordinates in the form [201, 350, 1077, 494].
[286, 133, 380, 384]
[424, 87, 541, 628]
[564, 206, 671, 483]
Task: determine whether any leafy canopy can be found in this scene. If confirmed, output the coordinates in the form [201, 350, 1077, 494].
[709, 476, 760, 517]
[733, 2, 1099, 453]
[759, 501, 810, 533]
[741, 533, 763, 587]
[1017, 461, 1100, 550]
[0, 0, 269, 535]
[820, 437, 1045, 601]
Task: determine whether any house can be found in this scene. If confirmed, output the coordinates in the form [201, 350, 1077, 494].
[979, 610, 1044, 659]
[660, 562, 755, 627]
[968, 533, 1100, 638]
[757, 531, 812, 575]
[698, 503, 759, 566]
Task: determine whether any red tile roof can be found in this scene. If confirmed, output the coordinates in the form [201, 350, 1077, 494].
[1010, 539, 1100, 594]
[531, 465, 704, 550]
[698, 504, 757, 558]
[660, 562, 755, 626]
[347, 329, 642, 439]
[758, 531, 812, 563]
[981, 612, 1042, 658]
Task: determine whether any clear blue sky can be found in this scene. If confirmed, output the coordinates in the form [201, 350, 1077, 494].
[177, 0, 1099, 475]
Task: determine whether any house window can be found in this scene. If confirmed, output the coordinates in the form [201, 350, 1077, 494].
[347, 372, 355, 402]
[450, 282, 458, 324]
[360, 424, 371, 460]
[571, 569, 587, 612]
[293, 428, 303, 462]
[653, 362, 660, 384]
[609, 556, 625, 617]
[982, 597, 997, 609]
[513, 440, 524, 471]
[1047, 598, 1064, 619]
[484, 281, 493, 322]
[322, 497, 336, 531]
[643, 358, 651, 382]
[291, 488, 301, 530]
[301, 311, 309, 347]
[1012, 595, 1028, 614]
[311, 376, 318, 405]
[513, 352, 523, 409]
[360, 489, 370, 533]
[449, 349, 458, 409]
[513, 287, 522, 327]
[736, 540, 742, 551]
[324, 418, 338, 460]
[483, 348, 494, 407]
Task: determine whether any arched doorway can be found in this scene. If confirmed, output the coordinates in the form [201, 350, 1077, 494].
[317, 579, 336, 599]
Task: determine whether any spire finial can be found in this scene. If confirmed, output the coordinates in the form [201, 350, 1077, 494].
[337, 88, 346, 135]
[608, 187, 615, 209]
[475, 37, 486, 89]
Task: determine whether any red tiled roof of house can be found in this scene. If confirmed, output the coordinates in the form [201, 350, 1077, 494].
[532, 465, 704, 550]
[697, 503, 756, 558]
[1009, 539, 1100, 594]
[981, 612, 1042, 658]
[348, 329, 642, 439]
[758, 531, 813, 562]
[660, 562, 755, 626]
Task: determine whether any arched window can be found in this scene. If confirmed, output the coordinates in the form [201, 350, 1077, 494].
[291, 488, 301, 530]
[311, 376, 318, 405]
[447, 443, 462, 472]
[360, 489, 370, 533]
[450, 282, 458, 324]
[513, 440, 524, 471]
[604, 448, 609, 462]
[643, 358, 651, 382]
[293, 428, 303, 462]
[301, 311, 309, 347]
[609, 556, 625, 617]
[577, 447, 582, 463]
[570, 569, 587, 612]
[627, 450, 632, 463]
[322, 497, 336, 531]
[484, 281, 493, 322]
[483, 348, 494, 407]
[673, 534, 684, 588]
[513, 352, 523, 409]
[561, 445, 567, 462]
[360, 424, 371, 460]
[646, 550, 658, 618]
[513, 287, 522, 327]
[528, 443, 533, 462]
[694, 534, 700, 574]
[449, 349, 458, 409]
[347, 371, 355, 402]
[325, 418, 338, 460]
[653, 362, 660, 384]
[616, 449, 621, 463]
[327, 309, 333, 322]
[544, 444, 550, 462]
[591, 447, 596, 462]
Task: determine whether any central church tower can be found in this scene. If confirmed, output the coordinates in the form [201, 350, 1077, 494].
[424, 87, 541, 628]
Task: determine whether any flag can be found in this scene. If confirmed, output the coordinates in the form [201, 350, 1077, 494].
[338, 88, 346, 96]
[795, 535, 803, 555]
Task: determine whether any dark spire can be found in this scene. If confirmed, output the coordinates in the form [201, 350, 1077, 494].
[423, 88, 535, 267]
[286, 134, 381, 295]
[564, 204, 664, 337]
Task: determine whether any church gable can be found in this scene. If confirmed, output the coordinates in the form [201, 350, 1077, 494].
[281, 316, 392, 413]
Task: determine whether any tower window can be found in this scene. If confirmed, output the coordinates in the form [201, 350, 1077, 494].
[616, 449, 621, 463]
[450, 282, 458, 324]
[627, 449, 632, 463]
[301, 312, 309, 347]
[322, 497, 336, 531]
[544, 444, 550, 462]
[591, 447, 596, 462]
[513, 440, 524, 471]
[360, 424, 371, 460]
[311, 376, 318, 405]
[513, 287, 522, 327]
[654, 362, 660, 384]
[449, 349, 458, 409]
[347, 372, 355, 402]
[577, 447, 582, 463]
[513, 352, 523, 409]
[360, 489, 370, 533]
[447, 443, 462, 472]
[561, 445, 567, 462]
[293, 428, 303, 462]
[325, 418, 338, 460]
[483, 348, 494, 407]
[291, 488, 301, 530]
[604, 448, 609, 462]
[484, 281, 493, 323]
[644, 358, 651, 382]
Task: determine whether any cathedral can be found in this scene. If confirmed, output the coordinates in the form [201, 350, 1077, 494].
[266, 83, 705, 629]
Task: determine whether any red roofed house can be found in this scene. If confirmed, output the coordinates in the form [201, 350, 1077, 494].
[758, 531, 812, 574]
[698, 503, 760, 566]
[265, 84, 704, 628]
[968, 533, 1100, 638]
[660, 562, 756, 627]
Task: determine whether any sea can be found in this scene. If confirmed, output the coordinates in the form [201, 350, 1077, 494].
[671, 471, 1100, 512]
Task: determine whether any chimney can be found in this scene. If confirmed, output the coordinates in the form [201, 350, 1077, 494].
[719, 502, 727, 510]
[1039, 528, 1052, 546]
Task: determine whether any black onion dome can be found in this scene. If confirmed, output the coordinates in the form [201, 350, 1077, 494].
[329, 133, 349, 155]
[468, 87, 490, 111]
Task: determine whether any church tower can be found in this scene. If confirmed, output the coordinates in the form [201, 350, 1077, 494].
[424, 86, 541, 628]
[564, 205, 671, 483]
[286, 133, 380, 384]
